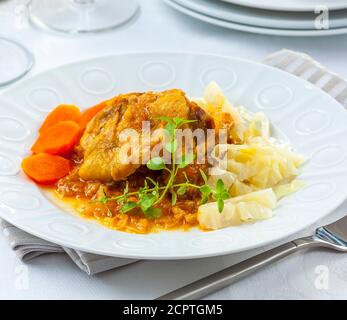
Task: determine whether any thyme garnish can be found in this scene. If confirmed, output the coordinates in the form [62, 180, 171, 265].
[94, 117, 230, 218]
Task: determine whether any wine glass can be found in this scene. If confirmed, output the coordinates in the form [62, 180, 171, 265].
[29, 0, 139, 34]
[0, 36, 34, 86]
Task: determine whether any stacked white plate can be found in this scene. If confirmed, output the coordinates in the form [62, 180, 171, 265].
[164, 0, 347, 36]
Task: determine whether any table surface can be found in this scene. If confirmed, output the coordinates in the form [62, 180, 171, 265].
[1, 0, 347, 300]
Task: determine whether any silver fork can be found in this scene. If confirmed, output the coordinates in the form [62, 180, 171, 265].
[157, 215, 347, 300]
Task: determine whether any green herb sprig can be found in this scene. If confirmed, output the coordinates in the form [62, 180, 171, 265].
[95, 117, 230, 218]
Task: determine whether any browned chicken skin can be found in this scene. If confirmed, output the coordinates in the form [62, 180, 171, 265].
[78, 89, 214, 182]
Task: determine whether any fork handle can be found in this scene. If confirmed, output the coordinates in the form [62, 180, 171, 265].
[157, 237, 319, 300]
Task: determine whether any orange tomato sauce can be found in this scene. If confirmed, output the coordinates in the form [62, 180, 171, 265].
[50, 156, 206, 234]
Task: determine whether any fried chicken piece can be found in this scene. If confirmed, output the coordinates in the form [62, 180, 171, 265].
[78, 89, 213, 182]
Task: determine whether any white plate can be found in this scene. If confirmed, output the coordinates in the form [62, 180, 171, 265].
[1, 52, 347, 260]
[174, 0, 347, 30]
[222, 0, 347, 12]
[166, 0, 347, 36]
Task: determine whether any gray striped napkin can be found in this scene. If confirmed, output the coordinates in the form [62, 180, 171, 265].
[1, 49, 346, 275]
[263, 49, 347, 108]
[0, 220, 136, 275]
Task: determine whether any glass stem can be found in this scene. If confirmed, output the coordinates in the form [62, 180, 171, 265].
[72, 0, 96, 23]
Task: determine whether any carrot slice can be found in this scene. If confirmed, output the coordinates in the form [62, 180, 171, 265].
[39, 104, 81, 134]
[22, 153, 71, 185]
[78, 101, 107, 131]
[31, 121, 80, 155]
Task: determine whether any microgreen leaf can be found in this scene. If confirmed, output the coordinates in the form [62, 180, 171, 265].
[221, 191, 230, 200]
[200, 185, 211, 196]
[173, 118, 196, 127]
[165, 122, 176, 135]
[212, 179, 230, 213]
[217, 198, 225, 213]
[121, 202, 137, 213]
[177, 185, 187, 195]
[171, 191, 177, 205]
[216, 179, 225, 193]
[147, 157, 166, 171]
[199, 185, 211, 205]
[200, 195, 209, 205]
[145, 207, 162, 219]
[139, 194, 157, 212]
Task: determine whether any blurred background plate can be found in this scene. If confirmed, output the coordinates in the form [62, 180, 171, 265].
[173, 0, 347, 30]
[165, 0, 347, 36]
[221, 0, 347, 12]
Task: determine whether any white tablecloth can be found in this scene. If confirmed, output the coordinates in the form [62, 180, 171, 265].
[1, 0, 347, 300]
